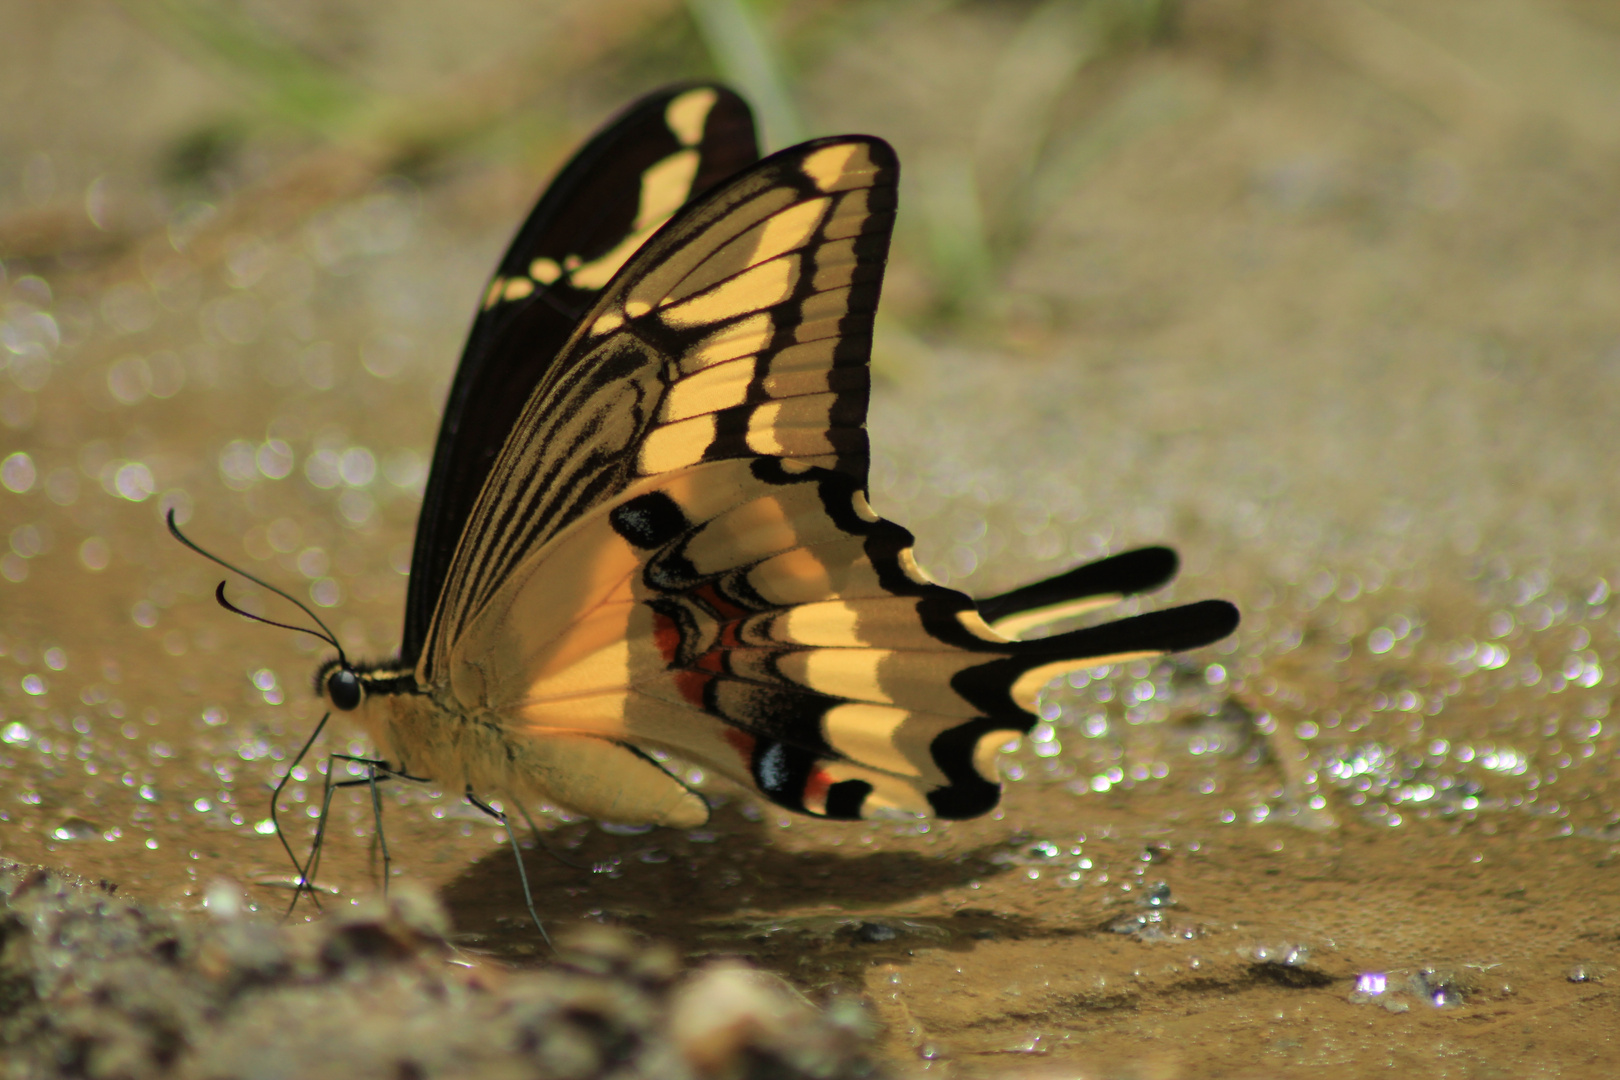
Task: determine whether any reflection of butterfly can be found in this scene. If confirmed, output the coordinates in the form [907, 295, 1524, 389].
[307, 82, 1238, 835]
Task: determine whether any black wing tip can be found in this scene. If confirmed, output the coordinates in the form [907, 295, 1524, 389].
[760, 133, 898, 173]
[590, 80, 752, 135]
[599, 82, 756, 140]
[973, 545, 1182, 624]
[1157, 599, 1241, 652]
[1118, 545, 1179, 591]
[926, 783, 1002, 820]
[1017, 597, 1240, 660]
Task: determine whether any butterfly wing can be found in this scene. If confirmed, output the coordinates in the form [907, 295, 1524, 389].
[975, 546, 1180, 640]
[401, 84, 758, 666]
[427, 136, 1238, 824]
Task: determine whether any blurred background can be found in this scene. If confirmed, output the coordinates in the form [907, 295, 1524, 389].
[2, 1, 1619, 1075]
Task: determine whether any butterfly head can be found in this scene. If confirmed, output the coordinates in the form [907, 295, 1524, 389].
[313, 657, 418, 714]
[316, 658, 365, 712]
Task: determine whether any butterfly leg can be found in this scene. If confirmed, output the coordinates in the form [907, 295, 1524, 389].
[365, 758, 392, 895]
[513, 800, 545, 840]
[326, 753, 407, 895]
[512, 800, 593, 872]
[290, 756, 353, 917]
[286, 756, 340, 919]
[291, 754, 400, 919]
[465, 788, 553, 950]
[272, 712, 330, 916]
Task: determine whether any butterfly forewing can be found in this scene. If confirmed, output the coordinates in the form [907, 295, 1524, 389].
[423, 137, 897, 679]
[402, 85, 758, 666]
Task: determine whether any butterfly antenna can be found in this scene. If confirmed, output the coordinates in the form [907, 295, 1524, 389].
[167, 509, 347, 662]
[213, 583, 344, 656]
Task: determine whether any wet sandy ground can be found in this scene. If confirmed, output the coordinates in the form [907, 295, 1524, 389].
[3, 1, 1620, 1075]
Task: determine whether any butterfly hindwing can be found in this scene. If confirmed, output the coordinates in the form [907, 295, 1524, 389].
[450, 454, 1235, 822]
[402, 85, 759, 666]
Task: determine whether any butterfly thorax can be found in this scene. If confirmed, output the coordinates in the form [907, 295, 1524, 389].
[314, 658, 495, 792]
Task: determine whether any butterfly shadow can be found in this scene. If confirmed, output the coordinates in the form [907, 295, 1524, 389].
[438, 801, 1040, 979]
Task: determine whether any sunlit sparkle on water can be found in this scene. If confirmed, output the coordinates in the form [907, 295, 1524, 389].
[1, 221, 1617, 896]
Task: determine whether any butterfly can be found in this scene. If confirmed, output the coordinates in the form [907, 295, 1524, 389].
[176, 83, 1238, 921]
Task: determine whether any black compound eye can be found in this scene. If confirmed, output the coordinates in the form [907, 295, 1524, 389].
[326, 668, 362, 711]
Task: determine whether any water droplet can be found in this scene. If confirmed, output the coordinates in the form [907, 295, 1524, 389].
[113, 462, 155, 501]
[1354, 972, 1387, 996]
[204, 879, 243, 919]
[256, 439, 294, 479]
[1, 451, 36, 493]
[79, 536, 111, 571]
[339, 447, 376, 486]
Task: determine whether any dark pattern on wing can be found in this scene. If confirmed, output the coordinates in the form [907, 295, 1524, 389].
[423, 137, 899, 678]
[974, 546, 1179, 627]
[402, 84, 757, 665]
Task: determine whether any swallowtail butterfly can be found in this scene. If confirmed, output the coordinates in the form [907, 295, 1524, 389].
[181, 84, 1238, 908]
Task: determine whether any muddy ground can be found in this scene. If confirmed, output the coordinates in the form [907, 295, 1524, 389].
[2, 1, 1618, 1076]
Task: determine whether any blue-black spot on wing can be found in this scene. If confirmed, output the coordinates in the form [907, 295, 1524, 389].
[610, 492, 690, 550]
[749, 738, 872, 820]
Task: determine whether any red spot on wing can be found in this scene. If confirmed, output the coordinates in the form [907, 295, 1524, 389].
[693, 582, 747, 620]
[722, 728, 756, 765]
[803, 768, 834, 813]
[652, 611, 681, 665]
[673, 668, 710, 706]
